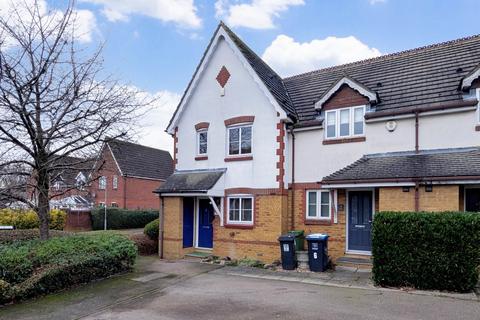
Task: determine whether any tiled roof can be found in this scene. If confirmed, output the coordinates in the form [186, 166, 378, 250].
[284, 34, 480, 122]
[51, 156, 94, 186]
[154, 169, 225, 194]
[107, 140, 173, 180]
[323, 148, 480, 182]
[221, 23, 297, 119]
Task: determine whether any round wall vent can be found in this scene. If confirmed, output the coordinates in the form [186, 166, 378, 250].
[385, 120, 397, 132]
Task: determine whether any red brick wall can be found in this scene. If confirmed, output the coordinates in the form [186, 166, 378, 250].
[323, 84, 369, 110]
[92, 147, 163, 210]
[64, 210, 92, 231]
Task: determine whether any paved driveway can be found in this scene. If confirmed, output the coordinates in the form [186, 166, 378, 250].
[1, 256, 478, 320]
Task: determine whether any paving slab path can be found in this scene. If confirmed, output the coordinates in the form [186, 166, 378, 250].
[1, 256, 478, 320]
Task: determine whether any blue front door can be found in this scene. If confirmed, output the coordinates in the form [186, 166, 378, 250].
[348, 191, 373, 252]
[182, 197, 194, 248]
[197, 199, 214, 248]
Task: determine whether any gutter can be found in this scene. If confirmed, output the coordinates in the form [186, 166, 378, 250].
[322, 175, 480, 185]
[365, 99, 478, 120]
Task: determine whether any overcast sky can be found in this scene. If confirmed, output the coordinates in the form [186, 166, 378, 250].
[3, 0, 477, 154]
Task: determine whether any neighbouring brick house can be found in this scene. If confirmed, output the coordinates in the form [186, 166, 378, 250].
[92, 140, 173, 209]
[155, 22, 480, 264]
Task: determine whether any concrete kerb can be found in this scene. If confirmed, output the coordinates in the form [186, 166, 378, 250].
[213, 266, 479, 302]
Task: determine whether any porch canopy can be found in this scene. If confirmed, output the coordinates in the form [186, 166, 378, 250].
[322, 147, 480, 188]
[154, 168, 226, 196]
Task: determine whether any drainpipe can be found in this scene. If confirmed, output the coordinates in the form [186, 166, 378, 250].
[414, 111, 420, 211]
[415, 111, 419, 153]
[159, 196, 165, 259]
[414, 181, 420, 212]
[289, 127, 296, 230]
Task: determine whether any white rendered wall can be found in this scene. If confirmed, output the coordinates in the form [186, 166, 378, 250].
[175, 38, 280, 189]
[293, 110, 479, 183]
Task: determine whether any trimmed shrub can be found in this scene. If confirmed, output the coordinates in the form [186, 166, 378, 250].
[144, 218, 159, 240]
[91, 208, 158, 230]
[0, 230, 71, 244]
[129, 233, 158, 255]
[0, 209, 66, 230]
[372, 211, 480, 292]
[0, 233, 137, 304]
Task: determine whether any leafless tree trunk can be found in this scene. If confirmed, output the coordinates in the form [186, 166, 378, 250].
[0, 0, 152, 239]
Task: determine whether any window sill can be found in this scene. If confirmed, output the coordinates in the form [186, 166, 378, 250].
[224, 223, 254, 229]
[195, 155, 208, 161]
[323, 136, 366, 145]
[476, 124, 480, 131]
[305, 219, 332, 226]
[224, 155, 253, 162]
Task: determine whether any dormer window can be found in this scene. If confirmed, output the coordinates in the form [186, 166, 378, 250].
[325, 106, 365, 139]
[476, 88, 480, 123]
[75, 172, 86, 190]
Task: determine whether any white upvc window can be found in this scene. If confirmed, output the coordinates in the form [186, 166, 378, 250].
[476, 89, 480, 123]
[306, 190, 331, 220]
[197, 129, 208, 155]
[325, 106, 366, 139]
[227, 125, 252, 156]
[112, 175, 118, 189]
[227, 196, 254, 225]
[98, 176, 106, 190]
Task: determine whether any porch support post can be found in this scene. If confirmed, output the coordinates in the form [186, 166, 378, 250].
[209, 196, 224, 226]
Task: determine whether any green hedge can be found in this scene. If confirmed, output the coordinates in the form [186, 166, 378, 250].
[0, 233, 137, 304]
[372, 211, 480, 292]
[144, 218, 159, 240]
[91, 208, 158, 230]
[0, 230, 71, 244]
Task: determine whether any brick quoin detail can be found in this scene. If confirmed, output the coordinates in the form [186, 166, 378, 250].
[323, 84, 369, 110]
[194, 122, 210, 131]
[173, 127, 178, 168]
[276, 122, 285, 190]
[224, 116, 255, 126]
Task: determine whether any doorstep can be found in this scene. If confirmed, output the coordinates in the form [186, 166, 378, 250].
[211, 265, 478, 302]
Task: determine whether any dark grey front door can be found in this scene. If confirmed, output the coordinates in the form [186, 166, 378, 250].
[465, 188, 480, 212]
[348, 191, 373, 252]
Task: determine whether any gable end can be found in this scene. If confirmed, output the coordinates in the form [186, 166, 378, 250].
[323, 84, 370, 110]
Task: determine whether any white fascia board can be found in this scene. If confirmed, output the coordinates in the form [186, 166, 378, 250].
[321, 182, 416, 189]
[315, 77, 377, 110]
[461, 67, 480, 91]
[107, 143, 124, 176]
[365, 106, 477, 123]
[167, 26, 289, 134]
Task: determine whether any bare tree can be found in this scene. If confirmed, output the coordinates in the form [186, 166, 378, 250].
[0, 0, 151, 239]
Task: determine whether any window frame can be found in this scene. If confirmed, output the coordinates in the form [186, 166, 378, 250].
[112, 175, 118, 190]
[226, 124, 253, 156]
[226, 195, 254, 225]
[476, 89, 480, 123]
[324, 105, 366, 140]
[98, 176, 106, 190]
[196, 129, 208, 156]
[305, 190, 331, 220]
[111, 202, 118, 208]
